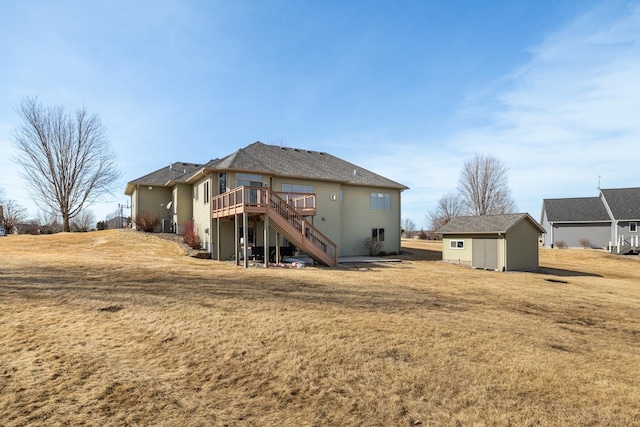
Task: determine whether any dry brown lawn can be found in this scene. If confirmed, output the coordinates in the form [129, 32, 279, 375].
[1, 230, 639, 426]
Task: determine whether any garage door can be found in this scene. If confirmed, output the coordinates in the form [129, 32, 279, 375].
[472, 238, 498, 270]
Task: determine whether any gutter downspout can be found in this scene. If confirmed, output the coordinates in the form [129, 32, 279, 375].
[498, 232, 506, 271]
[206, 173, 214, 259]
[135, 184, 140, 231]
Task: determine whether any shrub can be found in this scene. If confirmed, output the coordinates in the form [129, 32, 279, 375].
[555, 240, 567, 249]
[363, 237, 384, 256]
[134, 211, 160, 232]
[181, 221, 201, 249]
[579, 238, 592, 249]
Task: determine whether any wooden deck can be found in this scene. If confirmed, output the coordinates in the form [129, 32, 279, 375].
[212, 187, 316, 218]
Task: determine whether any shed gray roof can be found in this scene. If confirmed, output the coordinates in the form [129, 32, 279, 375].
[198, 142, 408, 189]
[600, 187, 640, 220]
[542, 197, 610, 223]
[438, 213, 545, 234]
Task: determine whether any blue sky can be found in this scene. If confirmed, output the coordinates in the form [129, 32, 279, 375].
[1, 0, 639, 228]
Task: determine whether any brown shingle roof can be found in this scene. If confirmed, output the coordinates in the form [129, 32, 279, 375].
[125, 162, 202, 194]
[201, 142, 408, 189]
[126, 142, 408, 194]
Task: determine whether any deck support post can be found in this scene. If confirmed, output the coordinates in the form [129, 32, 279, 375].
[243, 211, 249, 268]
[233, 214, 240, 266]
[276, 231, 280, 264]
[216, 217, 220, 261]
[234, 214, 239, 266]
[264, 215, 269, 268]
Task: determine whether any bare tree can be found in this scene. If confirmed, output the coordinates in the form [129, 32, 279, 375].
[0, 198, 28, 234]
[457, 154, 517, 216]
[71, 209, 96, 232]
[402, 217, 417, 232]
[12, 97, 121, 232]
[427, 192, 465, 231]
[36, 209, 63, 233]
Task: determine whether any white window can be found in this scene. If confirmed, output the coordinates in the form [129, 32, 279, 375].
[282, 183, 314, 194]
[204, 182, 209, 204]
[194, 184, 199, 200]
[449, 240, 464, 249]
[631, 222, 637, 233]
[370, 192, 391, 210]
[236, 173, 263, 187]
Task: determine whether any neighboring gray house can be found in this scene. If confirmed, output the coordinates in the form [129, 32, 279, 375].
[541, 187, 640, 251]
[540, 197, 611, 248]
[438, 213, 545, 271]
[600, 188, 640, 249]
[125, 142, 408, 266]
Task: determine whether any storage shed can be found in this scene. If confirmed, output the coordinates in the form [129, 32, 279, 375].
[438, 213, 545, 271]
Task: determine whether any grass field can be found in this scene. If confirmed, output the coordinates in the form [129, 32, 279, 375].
[1, 230, 640, 426]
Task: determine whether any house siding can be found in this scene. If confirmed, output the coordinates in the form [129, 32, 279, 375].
[129, 187, 138, 230]
[131, 185, 172, 232]
[173, 183, 194, 233]
[192, 176, 213, 252]
[540, 210, 552, 247]
[549, 223, 610, 248]
[340, 185, 402, 256]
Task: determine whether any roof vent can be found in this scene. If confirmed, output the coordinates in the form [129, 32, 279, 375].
[353, 169, 357, 175]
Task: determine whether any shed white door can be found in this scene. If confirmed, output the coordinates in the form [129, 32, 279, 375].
[472, 238, 498, 270]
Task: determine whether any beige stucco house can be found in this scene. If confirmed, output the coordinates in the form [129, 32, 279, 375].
[125, 142, 408, 266]
[438, 213, 545, 271]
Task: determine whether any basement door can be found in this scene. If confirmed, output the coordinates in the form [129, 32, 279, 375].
[472, 238, 498, 270]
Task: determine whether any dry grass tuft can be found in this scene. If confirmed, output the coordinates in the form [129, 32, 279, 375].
[1, 231, 640, 425]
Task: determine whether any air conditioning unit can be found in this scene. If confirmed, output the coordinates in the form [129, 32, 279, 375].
[161, 219, 173, 233]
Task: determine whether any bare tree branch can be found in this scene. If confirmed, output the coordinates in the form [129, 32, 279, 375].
[12, 97, 121, 232]
[71, 209, 96, 232]
[402, 218, 417, 232]
[0, 198, 28, 234]
[457, 154, 517, 216]
[427, 192, 465, 231]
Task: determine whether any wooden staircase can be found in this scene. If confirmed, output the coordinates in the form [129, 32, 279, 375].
[211, 186, 338, 266]
[263, 189, 337, 266]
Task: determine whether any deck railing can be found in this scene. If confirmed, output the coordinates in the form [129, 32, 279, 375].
[609, 235, 640, 254]
[280, 193, 315, 209]
[211, 187, 316, 217]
